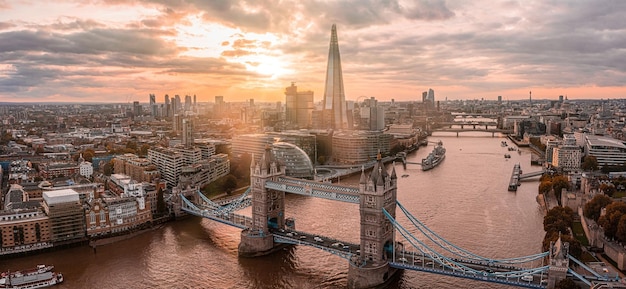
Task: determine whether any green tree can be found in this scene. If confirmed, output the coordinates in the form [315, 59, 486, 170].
[583, 194, 613, 222]
[581, 155, 599, 171]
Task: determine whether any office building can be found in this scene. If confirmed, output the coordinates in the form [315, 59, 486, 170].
[322, 24, 349, 130]
[285, 82, 314, 128]
[358, 97, 385, 131]
[0, 209, 51, 253]
[147, 145, 202, 188]
[552, 134, 582, 171]
[182, 118, 193, 147]
[332, 131, 393, 164]
[584, 135, 626, 168]
[42, 190, 85, 243]
[113, 154, 160, 183]
[164, 94, 171, 118]
[133, 101, 141, 117]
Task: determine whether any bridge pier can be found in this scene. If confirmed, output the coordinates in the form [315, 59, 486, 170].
[238, 230, 281, 257]
[347, 262, 400, 289]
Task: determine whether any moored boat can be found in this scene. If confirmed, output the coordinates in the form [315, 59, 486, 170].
[422, 141, 446, 171]
[0, 265, 63, 289]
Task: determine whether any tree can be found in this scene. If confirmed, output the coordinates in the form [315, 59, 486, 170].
[139, 144, 150, 156]
[103, 160, 114, 176]
[126, 141, 138, 151]
[615, 215, 626, 243]
[583, 194, 613, 222]
[156, 187, 166, 216]
[539, 181, 553, 194]
[598, 202, 626, 240]
[561, 234, 582, 260]
[551, 175, 570, 201]
[222, 174, 238, 193]
[82, 148, 95, 162]
[543, 206, 575, 234]
[599, 183, 617, 197]
[581, 155, 599, 171]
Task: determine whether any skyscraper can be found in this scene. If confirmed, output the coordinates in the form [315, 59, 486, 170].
[285, 82, 314, 128]
[164, 94, 171, 117]
[149, 94, 157, 117]
[182, 118, 193, 147]
[322, 24, 349, 130]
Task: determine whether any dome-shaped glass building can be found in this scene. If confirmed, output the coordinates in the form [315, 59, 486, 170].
[272, 142, 314, 179]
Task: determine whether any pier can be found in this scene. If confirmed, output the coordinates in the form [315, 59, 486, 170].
[508, 164, 546, 191]
[508, 163, 522, 191]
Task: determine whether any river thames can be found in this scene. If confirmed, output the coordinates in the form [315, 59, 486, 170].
[0, 133, 546, 288]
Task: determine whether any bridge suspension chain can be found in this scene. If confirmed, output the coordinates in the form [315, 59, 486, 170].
[384, 208, 549, 279]
[396, 201, 549, 264]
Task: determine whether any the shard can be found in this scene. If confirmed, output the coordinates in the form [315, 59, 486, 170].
[322, 24, 349, 130]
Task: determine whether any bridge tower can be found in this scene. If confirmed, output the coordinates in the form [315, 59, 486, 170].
[546, 236, 569, 289]
[348, 154, 399, 288]
[238, 147, 287, 257]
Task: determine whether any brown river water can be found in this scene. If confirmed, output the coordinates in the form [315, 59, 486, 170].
[1, 133, 545, 288]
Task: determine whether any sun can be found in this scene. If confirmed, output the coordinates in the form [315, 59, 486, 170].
[167, 14, 293, 79]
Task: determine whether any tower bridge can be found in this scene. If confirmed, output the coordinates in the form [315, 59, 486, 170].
[178, 146, 620, 289]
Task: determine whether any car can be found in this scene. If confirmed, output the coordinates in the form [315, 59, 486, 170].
[342, 245, 350, 250]
[521, 275, 533, 282]
[331, 242, 344, 248]
[314, 236, 323, 242]
[398, 257, 408, 263]
[299, 235, 307, 240]
[286, 232, 293, 237]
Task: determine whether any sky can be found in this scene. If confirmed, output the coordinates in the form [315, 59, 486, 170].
[0, 0, 625, 104]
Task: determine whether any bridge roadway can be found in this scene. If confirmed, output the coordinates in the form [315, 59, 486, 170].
[272, 229, 360, 261]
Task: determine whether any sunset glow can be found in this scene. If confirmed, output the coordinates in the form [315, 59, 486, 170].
[0, 0, 624, 103]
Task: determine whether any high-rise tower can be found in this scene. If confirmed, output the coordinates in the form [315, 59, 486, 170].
[322, 24, 349, 130]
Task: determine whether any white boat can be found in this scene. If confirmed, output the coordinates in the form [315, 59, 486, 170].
[0, 265, 63, 289]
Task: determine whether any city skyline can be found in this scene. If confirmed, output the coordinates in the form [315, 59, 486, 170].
[0, 1, 625, 103]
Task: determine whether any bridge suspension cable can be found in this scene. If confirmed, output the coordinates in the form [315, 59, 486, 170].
[396, 201, 549, 264]
[384, 208, 550, 279]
